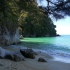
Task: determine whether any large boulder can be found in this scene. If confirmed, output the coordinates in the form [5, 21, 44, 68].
[20, 49, 35, 59]
[0, 47, 25, 61]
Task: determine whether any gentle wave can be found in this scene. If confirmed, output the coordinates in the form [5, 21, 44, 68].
[20, 35, 70, 63]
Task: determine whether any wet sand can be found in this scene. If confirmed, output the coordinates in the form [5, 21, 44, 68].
[0, 50, 70, 70]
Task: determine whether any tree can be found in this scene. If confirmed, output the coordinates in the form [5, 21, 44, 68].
[0, 0, 19, 45]
[0, 0, 70, 45]
[39, 0, 70, 19]
[18, 1, 56, 37]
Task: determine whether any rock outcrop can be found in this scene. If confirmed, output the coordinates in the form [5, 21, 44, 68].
[14, 52, 25, 61]
[20, 49, 35, 59]
[0, 47, 25, 61]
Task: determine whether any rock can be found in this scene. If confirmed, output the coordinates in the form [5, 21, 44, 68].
[38, 57, 47, 62]
[20, 35, 23, 39]
[0, 47, 10, 59]
[33, 50, 38, 55]
[0, 47, 15, 60]
[20, 49, 35, 59]
[14, 52, 25, 61]
[5, 53, 14, 60]
[0, 47, 25, 61]
[34, 52, 38, 55]
[0, 64, 3, 66]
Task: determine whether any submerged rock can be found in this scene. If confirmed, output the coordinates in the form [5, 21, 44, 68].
[38, 57, 47, 62]
[20, 49, 35, 59]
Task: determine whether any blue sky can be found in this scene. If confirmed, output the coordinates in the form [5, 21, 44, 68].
[54, 16, 70, 35]
[37, 0, 70, 35]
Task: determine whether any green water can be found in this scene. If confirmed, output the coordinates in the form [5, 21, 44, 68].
[20, 35, 70, 61]
[20, 37, 56, 50]
[21, 37, 55, 44]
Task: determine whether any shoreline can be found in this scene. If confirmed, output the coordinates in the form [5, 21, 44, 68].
[2, 45, 70, 63]
[0, 51, 70, 70]
[0, 45, 70, 70]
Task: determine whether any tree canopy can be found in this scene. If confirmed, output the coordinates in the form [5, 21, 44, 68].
[38, 0, 70, 19]
[0, 0, 70, 45]
[0, 0, 18, 35]
[18, 1, 56, 37]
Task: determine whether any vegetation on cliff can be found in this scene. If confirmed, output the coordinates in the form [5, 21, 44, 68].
[0, 0, 70, 45]
[18, 1, 56, 37]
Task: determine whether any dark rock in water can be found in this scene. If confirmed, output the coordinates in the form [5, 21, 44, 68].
[56, 34, 60, 36]
[0, 47, 25, 61]
[20, 49, 35, 59]
[38, 57, 47, 62]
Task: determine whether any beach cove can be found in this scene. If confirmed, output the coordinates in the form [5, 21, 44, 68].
[0, 43, 70, 70]
[0, 35, 70, 70]
[0, 53, 70, 70]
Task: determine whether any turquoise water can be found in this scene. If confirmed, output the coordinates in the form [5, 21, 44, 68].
[20, 35, 70, 62]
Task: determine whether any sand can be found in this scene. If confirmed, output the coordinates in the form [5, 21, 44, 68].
[0, 50, 70, 70]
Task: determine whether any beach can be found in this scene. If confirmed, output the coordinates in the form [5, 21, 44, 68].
[0, 49, 70, 70]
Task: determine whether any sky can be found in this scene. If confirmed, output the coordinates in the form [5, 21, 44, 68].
[54, 16, 70, 35]
[37, 0, 70, 35]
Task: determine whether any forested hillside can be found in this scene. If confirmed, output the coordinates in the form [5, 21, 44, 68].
[0, 0, 70, 45]
[18, 1, 56, 37]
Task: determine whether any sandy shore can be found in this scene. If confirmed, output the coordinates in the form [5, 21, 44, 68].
[0, 50, 70, 70]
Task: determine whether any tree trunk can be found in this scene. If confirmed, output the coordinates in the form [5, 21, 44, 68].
[0, 27, 20, 45]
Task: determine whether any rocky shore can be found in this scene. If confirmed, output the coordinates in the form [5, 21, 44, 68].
[0, 45, 70, 70]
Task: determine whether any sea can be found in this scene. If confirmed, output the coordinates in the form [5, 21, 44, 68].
[20, 35, 70, 63]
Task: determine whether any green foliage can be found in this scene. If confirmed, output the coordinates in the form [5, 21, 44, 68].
[0, 0, 56, 37]
[0, 0, 18, 35]
[39, 0, 70, 19]
[18, 2, 56, 37]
